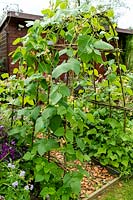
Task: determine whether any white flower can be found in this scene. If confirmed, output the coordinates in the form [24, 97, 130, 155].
[19, 170, 26, 177]
[8, 163, 15, 169]
[24, 185, 29, 190]
[12, 181, 18, 188]
[30, 184, 34, 190]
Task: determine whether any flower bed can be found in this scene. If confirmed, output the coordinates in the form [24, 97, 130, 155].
[0, 154, 119, 200]
[48, 151, 119, 199]
[0, 2, 133, 199]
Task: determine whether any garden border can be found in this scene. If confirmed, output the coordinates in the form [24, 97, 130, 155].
[81, 158, 121, 200]
[87, 176, 120, 200]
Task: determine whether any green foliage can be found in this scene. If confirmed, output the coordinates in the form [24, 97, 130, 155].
[52, 58, 80, 78]
[84, 109, 133, 174]
[0, 161, 32, 200]
[125, 35, 133, 70]
[0, 1, 133, 199]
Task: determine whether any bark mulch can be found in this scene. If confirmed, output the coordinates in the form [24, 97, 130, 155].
[49, 151, 116, 199]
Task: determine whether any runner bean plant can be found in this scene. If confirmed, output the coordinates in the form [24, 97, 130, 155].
[0, 1, 133, 199]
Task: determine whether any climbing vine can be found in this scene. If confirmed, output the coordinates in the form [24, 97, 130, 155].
[0, 1, 133, 199]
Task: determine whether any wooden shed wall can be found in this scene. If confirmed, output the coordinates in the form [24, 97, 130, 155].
[0, 30, 8, 73]
[6, 18, 28, 74]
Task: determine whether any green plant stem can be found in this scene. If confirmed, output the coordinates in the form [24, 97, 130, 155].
[31, 120, 36, 147]
[0, 152, 9, 162]
[21, 90, 25, 126]
[118, 67, 127, 132]
[47, 81, 51, 162]
[35, 81, 39, 105]
[108, 80, 112, 118]
[50, 155, 67, 172]
[47, 84, 50, 105]
[11, 105, 14, 127]
[98, 13, 127, 131]
[31, 81, 40, 147]
[63, 116, 67, 171]
[115, 43, 126, 132]
[48, 128, 51, 163]
[93, 67, 97, 108]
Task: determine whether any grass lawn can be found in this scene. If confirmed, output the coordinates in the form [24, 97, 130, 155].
[97, 177, 133, 200]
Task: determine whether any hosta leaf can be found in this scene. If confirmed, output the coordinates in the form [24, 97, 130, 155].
[52, 58, 80, 79]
